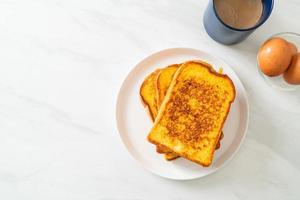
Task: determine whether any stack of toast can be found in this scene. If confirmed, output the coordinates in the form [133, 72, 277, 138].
[140, 61, 235, 166]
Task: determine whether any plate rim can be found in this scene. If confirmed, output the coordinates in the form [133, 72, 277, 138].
[115, 47, 250, 180]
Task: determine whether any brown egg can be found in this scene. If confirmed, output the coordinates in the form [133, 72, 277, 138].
[289, 42, 298, 55]
[283, 53, 300, 85]
[258, 37, 293, 77]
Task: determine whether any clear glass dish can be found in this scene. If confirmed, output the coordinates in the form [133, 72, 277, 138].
[257, 32, 300, 91]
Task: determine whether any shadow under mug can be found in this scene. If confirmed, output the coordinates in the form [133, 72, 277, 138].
[203, 0, 274, 45]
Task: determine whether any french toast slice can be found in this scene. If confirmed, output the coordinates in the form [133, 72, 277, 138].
[140, 69, 161, 121]
[140, 67, 180, 160]
[141, 62, 225, 161]
[157, 64, 179, 107]
[155, 62, 224, 160]
[147, 61, 235, 166]
[156, 64, 181, 160]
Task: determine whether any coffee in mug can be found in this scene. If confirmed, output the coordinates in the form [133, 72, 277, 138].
[214, 0, 263, 29]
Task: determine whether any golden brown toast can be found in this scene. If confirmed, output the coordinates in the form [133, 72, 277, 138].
[157, 64, 179, 107]
[147, 61, 235, 166]
[140, 69, 161, 121]
[155, 64, 181, 160]
[158, 132, 223, 160]
[140, 66, 180, 160]
[141, 62, 225, 161]
[155, 62, 224, 161]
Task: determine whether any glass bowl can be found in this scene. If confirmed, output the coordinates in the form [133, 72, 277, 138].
[257, 32, 300, 91]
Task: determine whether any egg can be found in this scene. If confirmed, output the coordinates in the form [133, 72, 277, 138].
[283, 53, 300, 85]
[289, 42, 298, 55]
[258, 37, 293, 77]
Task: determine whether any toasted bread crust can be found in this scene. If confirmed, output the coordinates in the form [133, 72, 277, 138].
[156, 64, 180, 107]
[140, 66, 181, 160]
[165, 153, 180, 161]
[155, 64, 181, 160]
[147, 61, 236, 166]
[140, 69, 161, 121]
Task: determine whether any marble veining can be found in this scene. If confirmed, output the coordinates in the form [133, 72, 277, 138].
[0, 0, 299, 199]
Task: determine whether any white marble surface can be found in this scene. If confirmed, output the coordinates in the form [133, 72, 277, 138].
[0, 0, 299, 199]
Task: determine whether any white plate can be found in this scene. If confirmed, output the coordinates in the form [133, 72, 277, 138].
[116, 48, 249, 180]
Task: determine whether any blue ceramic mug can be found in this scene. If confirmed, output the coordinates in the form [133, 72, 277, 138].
[203, 0, 274, 45]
